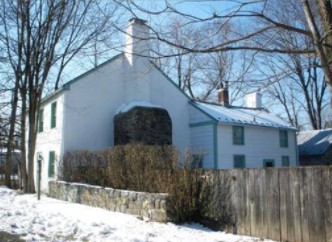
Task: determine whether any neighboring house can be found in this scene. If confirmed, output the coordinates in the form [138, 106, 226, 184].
[297, 129, 332, 166]
[32, 18, 298, 192]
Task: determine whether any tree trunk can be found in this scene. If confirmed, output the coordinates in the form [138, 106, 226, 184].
[27, 99, 37, 193]
[20, 92, 27, 192]
[5, 81, 19, 188]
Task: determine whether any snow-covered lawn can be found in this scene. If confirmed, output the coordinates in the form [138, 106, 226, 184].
[0, 186, 275, 242]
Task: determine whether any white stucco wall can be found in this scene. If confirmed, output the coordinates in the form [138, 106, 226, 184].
[61, 56, 191, 153]
[62, 56, 125, 151]
[149, 68, 191, 151]
[217, 124, 297, 169]
[34, 93, 65, 192]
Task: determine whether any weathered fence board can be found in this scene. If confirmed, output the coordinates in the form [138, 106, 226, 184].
[279, 169, 289, 241]
[244, 169, 251, 236]
[214, 166, 332, 242]
[290, 168, 302, 242]
[300, 168, 310, 242]
[286, 169, 295, 242]
[322, 167, 332, 242]
[266, 168, 280, 241]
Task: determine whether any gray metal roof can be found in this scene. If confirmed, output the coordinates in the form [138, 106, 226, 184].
[192, 101, 294, 129]
[297, 129, 332, 156]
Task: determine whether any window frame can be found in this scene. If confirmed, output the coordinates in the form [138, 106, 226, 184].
[48, 151, 55, 177]
[263, 159, 275, 168]
[233, 155, 246, 168]
[233, 126, 245, 145]
[51, 102, 57, 129]
[282, 156, 290, 167]
[279, 130, 288, 148]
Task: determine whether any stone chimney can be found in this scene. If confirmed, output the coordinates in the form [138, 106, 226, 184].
[217, 82, 229, 106]
[124, 18, 150, 67]
[246, 92, 263, 108]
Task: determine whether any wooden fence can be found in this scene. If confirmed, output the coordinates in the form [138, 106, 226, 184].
[215, 167, 332, 242]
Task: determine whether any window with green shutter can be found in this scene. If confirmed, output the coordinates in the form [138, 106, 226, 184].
[48, 151, 55, 177]
[279, 130, 288, 147]
[51, 102, 57, 128]
[263, 159, 275, 167]
[233, 126, 244, 145]
[282, 156, 290, 167]
[38, 109, 44, 132]
[234, 155, 246, 168]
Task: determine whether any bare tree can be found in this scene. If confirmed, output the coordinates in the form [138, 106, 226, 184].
[116, 0, 332, 106]
[253, 0, 329, 130]
[0, 0, 120, 193]
[152, 18, 252, 103]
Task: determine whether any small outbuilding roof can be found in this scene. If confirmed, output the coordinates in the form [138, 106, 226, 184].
[297, 129, 332, 156]
[191, 101, 294, 129]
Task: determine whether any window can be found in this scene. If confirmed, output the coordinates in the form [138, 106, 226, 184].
[263, 159, 275, 167]
[51, 102, 57, 128]
[234, 155, 246, 168]
[233, 126, 244, 145]
[48, 151, 55, 177]
[279, 130, 288, 147]
[282, 156, 290, 167]
[38, 109, 44, 133]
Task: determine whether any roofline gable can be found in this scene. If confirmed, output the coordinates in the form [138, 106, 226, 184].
[189, 101, 218, 122]
[40, 53, 123, 105]
[150, 61, 193, 100]
[63, 53, 123, 89]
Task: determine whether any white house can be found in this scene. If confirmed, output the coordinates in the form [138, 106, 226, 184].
[32, 18, 298, 192]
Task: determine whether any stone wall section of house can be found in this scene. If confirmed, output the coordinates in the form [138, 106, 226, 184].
[114, 107, 172, 145]
[48, 181, 170, 222]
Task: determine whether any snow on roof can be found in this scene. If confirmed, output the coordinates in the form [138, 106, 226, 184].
[116, 100, 162, 114]
[192, 101, 294, 129]
[297, 129, 332, 156]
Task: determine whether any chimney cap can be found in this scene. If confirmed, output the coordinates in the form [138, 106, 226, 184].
[129, 18, 147, 25]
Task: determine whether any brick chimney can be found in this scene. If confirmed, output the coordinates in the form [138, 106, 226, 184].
[124, 18, 150, 67]
[217, 82, 229, 106]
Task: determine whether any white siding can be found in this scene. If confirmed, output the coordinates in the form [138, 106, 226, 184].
[217, 124, 297, 169]
[190, 125, 214, 168]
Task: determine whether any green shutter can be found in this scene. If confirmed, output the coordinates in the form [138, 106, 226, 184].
[234, 155, 246, 168]
[51, 102, 57, 128]
[282, 156, 290, 166]
[279, 130, 288, 147]
[48, 151, 55, 177]
[38, 109, 44, 132]
[233, 126, 244, 145]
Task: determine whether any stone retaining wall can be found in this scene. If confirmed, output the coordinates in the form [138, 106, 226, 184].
[48, 181, 170, 222]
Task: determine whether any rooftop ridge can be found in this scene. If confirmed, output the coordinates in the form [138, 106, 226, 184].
[193, 100, 268, 112]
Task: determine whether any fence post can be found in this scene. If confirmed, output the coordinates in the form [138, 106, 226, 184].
[37, 154, 43, 200]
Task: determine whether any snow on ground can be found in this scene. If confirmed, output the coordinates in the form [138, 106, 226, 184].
[0, 186, 275, 242]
